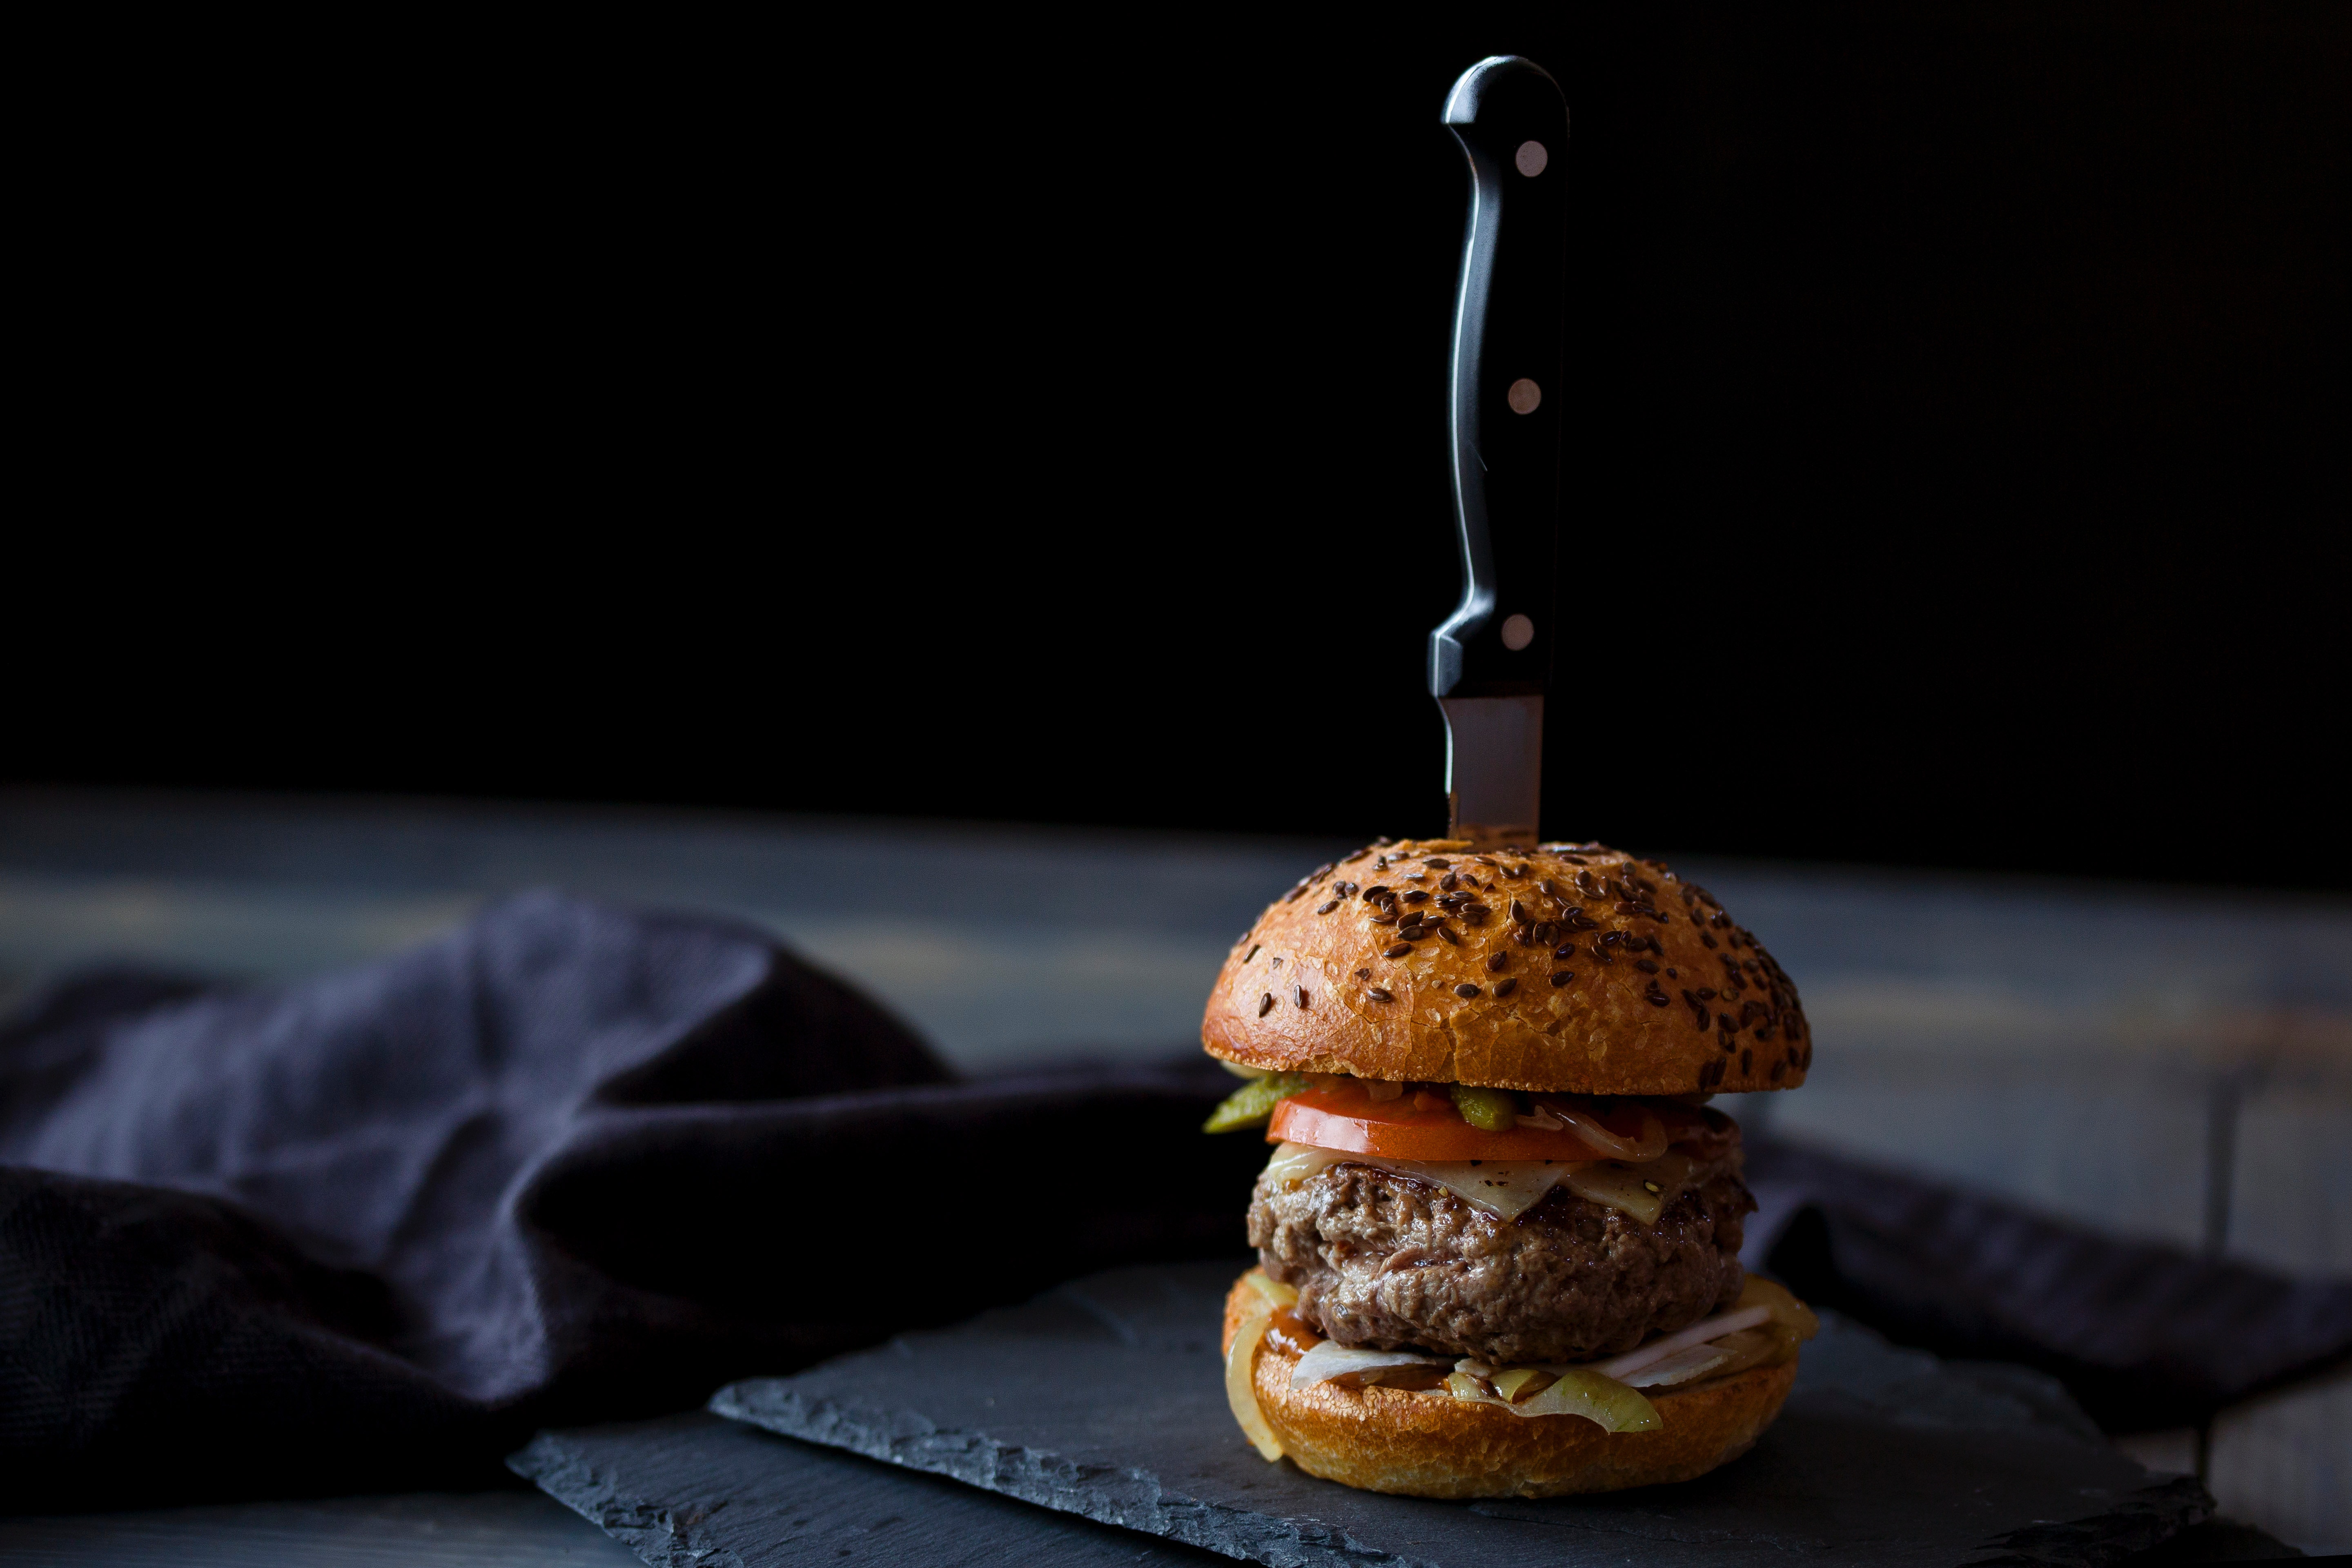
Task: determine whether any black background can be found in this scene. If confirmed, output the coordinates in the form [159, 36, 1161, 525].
[11, 4, 2348, 888]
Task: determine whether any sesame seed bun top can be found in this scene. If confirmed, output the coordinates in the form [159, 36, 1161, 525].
[1200, 839, 1810, 1096]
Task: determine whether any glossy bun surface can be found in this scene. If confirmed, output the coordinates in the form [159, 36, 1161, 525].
[1201, 840, 1810, 1095]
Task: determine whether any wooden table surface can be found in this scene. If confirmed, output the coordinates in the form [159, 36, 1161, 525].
[0, 1491, 640, 1566]
[2, 789, 2345, 1560]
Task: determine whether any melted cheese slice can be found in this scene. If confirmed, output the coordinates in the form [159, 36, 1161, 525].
[1263, 1142, 1700, 1225]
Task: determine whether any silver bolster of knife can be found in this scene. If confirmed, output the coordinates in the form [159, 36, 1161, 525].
[1442, 695, 1543, 848]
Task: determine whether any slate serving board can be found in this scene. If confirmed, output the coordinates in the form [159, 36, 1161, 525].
[511, 1410, 1229, 1567]
[706, 1261, 2212, 1568]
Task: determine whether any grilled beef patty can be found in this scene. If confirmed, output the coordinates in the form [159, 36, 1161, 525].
[1247, 1154, 1754, 1364]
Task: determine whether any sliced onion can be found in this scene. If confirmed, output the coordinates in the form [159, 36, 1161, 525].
[1682, 1327, 1780, 1383]
[1596, 1304, 1771, 1380]
[1290, 1340, 1452, 1390]
[1490, 1367, 1549, 1403]
[1243, 1270, 1298, 1311]
[1617, 1343, 1731, 1388]
[1446, 1363, 1662, 1430]
[1225, 1272, 1294, 1461]
[1539, 1102, 1667, 1161]
[1737, 1274, 1821, 1341]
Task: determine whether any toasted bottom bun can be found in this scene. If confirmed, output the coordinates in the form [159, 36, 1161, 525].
[1222, 1275, 1797, 1499]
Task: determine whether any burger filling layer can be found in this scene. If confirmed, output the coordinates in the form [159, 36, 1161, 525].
[1250, 1150, 1754, 1365]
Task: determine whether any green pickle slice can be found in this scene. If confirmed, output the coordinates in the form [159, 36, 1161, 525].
[1448, 1083, 1518, 1131]
[1203, 1072, 1311, 1133]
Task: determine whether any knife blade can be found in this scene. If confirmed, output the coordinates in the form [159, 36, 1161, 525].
[1429, 56, 1566, 849]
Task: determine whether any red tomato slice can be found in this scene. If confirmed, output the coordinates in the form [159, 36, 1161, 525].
[1267, 1083, 1640, 1163]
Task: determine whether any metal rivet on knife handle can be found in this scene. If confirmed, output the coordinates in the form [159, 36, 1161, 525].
[1501, 615, 1534, 650]
[1507, 378, 1541, 414]
[1514, 139, 1548, 176]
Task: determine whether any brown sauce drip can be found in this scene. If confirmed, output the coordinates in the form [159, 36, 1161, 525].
[1264, 1305, 1323, 1358]
[1330, 1363, 1454, 1392]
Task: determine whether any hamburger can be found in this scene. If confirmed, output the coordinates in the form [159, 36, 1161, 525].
[1202, 837, 1818, 1498]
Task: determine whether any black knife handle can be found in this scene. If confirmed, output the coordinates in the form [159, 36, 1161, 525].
[1429, 56, 1567, 701]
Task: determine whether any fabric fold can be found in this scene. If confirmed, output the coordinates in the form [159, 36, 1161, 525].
[0, 892, 1261, 1510]
[1749, 1140, 2352, 1431]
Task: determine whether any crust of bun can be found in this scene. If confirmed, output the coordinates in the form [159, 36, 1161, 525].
[1221, 1275, 1795, 1498]
[1202, 840, 1809, 1096]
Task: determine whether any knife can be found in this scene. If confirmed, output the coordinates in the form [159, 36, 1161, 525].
[1429, 56, 1567, 849]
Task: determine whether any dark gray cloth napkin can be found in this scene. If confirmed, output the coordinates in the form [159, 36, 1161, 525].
[0, 892, 1264, 1510]
[1749, 1142, 2352, 1432]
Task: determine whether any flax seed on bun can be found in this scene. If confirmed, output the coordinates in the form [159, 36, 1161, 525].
[1201, 840, 1809, 1096]
[1220, 1276, 1797, 1499]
